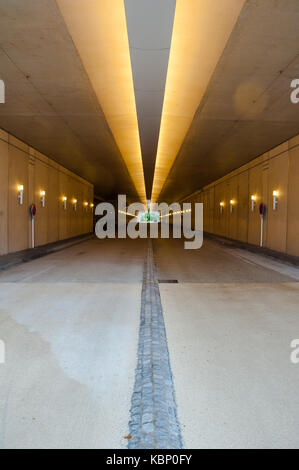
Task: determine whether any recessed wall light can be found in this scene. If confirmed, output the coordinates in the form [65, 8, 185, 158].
[229, 200, 235, 213]
[18, 185, 24, 205]
[40, 190, 46, 208]
[273, 190, 279, 210]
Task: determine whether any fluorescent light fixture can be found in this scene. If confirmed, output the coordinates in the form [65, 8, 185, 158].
[57, 0, 147, 205]
[151, 0, 246, 203]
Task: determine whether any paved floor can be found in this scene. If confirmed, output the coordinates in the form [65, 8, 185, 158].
[0, 236, 299, 448]
[153, 238, 296, 283]
[0, 238, 147, 449]
[154, 238, 299, 449]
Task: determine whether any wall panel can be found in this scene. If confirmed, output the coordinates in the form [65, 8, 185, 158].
[186, 134, 299, 257]
[227, 176, 238, 240]
[0, 131, 9, 255]
[8, 144, 29, 252]
[48, 164, 59, 243]
[267, 152, 288, 253]
[34, 156, 49, 247]
[287, 142, 299, 256]
[248, 165, 263, 246]
[237, 171, 249, 243]
[0, 128, 94, 255]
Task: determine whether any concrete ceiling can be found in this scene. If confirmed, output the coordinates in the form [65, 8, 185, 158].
[124, 0, 176, 197]
[159, 0, 299, 202]
[0, 0, 138, 201]
[0, 0, 299, 204]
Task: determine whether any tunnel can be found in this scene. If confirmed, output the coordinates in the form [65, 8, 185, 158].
[0, 0, 299, 452]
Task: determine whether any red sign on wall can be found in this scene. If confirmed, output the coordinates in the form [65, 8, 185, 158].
[259, 203, 265, 216]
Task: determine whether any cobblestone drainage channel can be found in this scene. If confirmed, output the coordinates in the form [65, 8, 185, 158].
[128, 240, 183, 449]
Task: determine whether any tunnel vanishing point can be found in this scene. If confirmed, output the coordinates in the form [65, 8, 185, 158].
[0, 0, 299, 453]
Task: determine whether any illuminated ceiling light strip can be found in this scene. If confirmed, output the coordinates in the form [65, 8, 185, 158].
[118, 210, 138, 218]
[57, 0, 147, 205]
[151, 0, 246, 203]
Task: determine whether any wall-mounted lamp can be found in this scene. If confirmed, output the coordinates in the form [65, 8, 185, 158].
[273, 190, 279, 210]
[62, 196, 67, 210]
[251, 195, 256, 212]
[90, 203, 94, 213]
[18, 185, 24, 205]
[219, 201, 225, 214]
[73, 199, 77, 211]
[84, 201, 89, 212]
[40, 190, 46, 208]
[229, 199, 235, 213]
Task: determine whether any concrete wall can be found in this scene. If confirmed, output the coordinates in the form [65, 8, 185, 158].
[185, 134, 299, 257]
[0, 128, 94, 255]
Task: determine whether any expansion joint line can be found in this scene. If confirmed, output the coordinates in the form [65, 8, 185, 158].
[128, 240, 182, 449]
